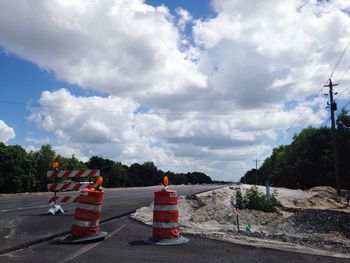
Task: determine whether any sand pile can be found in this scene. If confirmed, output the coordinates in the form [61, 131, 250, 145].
[304, 187, 347, 209]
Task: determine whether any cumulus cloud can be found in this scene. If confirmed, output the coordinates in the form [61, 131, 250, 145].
[26, 137, 51, 145]
[0, 0, 207, 99]
[175, 7, 193, 31]
[1, 0, 350, 180]
[0, 120, 15, 143]
[194, 0, 350, 107]
[28, 88, 324, 180]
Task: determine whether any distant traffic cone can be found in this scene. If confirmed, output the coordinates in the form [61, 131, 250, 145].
[60, 177, 107, 243]
[145, 177, 189, 245]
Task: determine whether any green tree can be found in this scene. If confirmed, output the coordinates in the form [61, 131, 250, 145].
[34, 144, 56, 191]
[336, 110, 350, 189]
[241, 113, 350, 190]
[0, 143, 37, 193]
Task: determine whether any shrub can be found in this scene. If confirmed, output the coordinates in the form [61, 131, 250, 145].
[194, 197, 207, 209]
[235, 186, 279, 212]
[235, 188, 243, 209]
[186, 194, 207, 209]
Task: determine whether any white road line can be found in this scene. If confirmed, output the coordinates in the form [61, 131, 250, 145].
[58, 223, 128, 263]
[0, 204, 50, 213]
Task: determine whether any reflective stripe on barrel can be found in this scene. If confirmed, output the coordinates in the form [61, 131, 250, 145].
[77, 203, 102, 211]
[153, 222, 178, 228]
[153, 205, 177, 211]
[73, 219, 99, 228]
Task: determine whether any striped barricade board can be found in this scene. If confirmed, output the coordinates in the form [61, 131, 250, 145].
[47, 169, 100, 179]
[47, 169, 100, 204]
[47, 182, 91, 192]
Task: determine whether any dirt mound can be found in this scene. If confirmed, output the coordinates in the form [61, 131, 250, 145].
[278, 186, 347, 209]
[190, 199, 281, 227]
[304, 187, 347, 209]
[308, 186, 336, 193]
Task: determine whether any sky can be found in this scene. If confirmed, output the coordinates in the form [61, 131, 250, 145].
[1, 0, 350, 182]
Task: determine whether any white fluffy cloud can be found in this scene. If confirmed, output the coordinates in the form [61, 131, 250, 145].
[175, 7, 193, 31]
[1, 0, 350, 180]
[0, 0, 207, 99]
[194, 0, 350, 105]
[0, 120, 15, 143]
[29, 87, 324, 180]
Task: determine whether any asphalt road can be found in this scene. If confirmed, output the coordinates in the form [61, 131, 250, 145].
[0, 184, 221, 254]
[0, 216, 348, 263]
[1, 185, 348, 263]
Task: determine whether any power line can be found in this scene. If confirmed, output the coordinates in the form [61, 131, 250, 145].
[287, 88, 324, 132]
[255, 41, 350, 163]
[319, 116, 331, 127]
[0, 100, 134, 114]
[261, 87, 325, 151]
[330, 38, 350, 78]
[264, 39, 350, 148]
[336, 63, 350, 85]
[332, 85, 350, 99]
[0, 99, 295, 117]
[335, 100, 350, 116]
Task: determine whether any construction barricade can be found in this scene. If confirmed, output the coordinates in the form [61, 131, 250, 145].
[145, 177, 188, 245]
[46, 167, 100, 215]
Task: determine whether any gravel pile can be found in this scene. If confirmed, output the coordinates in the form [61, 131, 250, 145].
[271, 209, 350, 238]
[225, 230, 350, 255]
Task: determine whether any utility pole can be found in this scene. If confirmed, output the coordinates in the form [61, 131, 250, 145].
[253, 159, 260, 185]
[324, 78, 341, 196]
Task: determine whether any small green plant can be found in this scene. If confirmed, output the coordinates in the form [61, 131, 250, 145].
[236, 186, 280, 212]
[235, 188, 243, 209]
[187, 195, 207, 209]
[264, 190, 280, 212]
[185, 194, 197, 200]
[194, 196, 207, 209]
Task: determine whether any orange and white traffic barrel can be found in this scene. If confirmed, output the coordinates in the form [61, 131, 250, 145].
[60, 177, 107, 243]
[145, 177, 188, 245]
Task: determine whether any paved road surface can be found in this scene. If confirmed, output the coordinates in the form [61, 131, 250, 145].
[0, 184, 221, 254]
[1, 185, 348, 263]
[0, 216, 347, 263]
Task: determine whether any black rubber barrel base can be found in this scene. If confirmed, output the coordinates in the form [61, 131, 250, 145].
[145, 236, 189, 245]
[60, 231, 107, 244]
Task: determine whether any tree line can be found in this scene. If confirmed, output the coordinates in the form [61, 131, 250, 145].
[0, 144, 212, 193]
[241, 110, 350, 190]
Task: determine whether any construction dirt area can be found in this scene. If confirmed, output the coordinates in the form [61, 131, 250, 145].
[132, 184, 350, 258]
